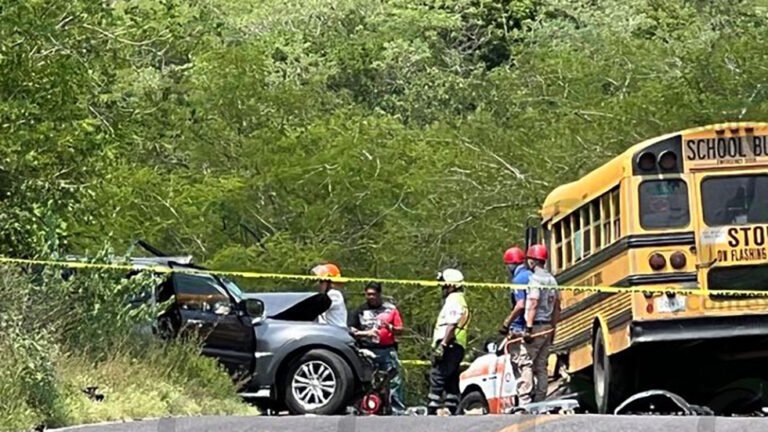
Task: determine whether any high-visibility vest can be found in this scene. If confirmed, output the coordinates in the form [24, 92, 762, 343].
[432, 291, 470, 348]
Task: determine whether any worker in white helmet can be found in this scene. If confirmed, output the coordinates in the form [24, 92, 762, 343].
[426, 268, 471, 415]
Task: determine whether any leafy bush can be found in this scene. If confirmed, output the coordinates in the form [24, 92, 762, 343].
[0, 269, 67, 430]
[0, 256, 253, 431]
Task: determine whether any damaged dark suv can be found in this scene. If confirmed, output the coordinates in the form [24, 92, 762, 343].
[124, 255, 374, 415]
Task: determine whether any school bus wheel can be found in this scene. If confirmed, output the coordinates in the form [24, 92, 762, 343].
[592, 326, 627, 414]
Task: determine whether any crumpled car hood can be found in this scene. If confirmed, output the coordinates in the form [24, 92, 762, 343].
[242, 292, 331, 321]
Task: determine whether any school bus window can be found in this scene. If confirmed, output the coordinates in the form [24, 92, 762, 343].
[554, 221, 563, 271]
[701, 175, 768, 227]
[611, 189, 621, 238]
[591, 200, 601, 251]
[639, 180, 690, 229]
[543, 226, 554, 271]
[573, 212, 583, 262]
[582, 206, 592, 257]
[601, 194, 611, 244]
[564, 217, 573, 267]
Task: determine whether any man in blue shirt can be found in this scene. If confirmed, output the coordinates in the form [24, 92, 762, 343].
[500, 246, 534, 407]
[500, 246, 531, 335]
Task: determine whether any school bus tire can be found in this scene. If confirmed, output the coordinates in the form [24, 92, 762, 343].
[592, 326, 626, 414]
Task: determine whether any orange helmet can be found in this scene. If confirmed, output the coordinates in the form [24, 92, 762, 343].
[526, 244, 548, 261]
[323, 263, 341, 278]
[310, 263, 341, 280]
[503, 247, 525, 265]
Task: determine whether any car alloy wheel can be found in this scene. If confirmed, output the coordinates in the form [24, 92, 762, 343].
[291, 360, 338, 410]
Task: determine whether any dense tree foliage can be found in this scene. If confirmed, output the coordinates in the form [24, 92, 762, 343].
[4, 0, 768, 409]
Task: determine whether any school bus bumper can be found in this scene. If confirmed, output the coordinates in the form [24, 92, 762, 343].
[630, 313, 768, 343]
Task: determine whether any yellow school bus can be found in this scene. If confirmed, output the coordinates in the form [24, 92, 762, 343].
[536, 122, 768, 414]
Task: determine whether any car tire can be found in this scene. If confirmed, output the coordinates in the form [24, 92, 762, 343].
[457, 390, 489, 415]
[283, 349, 354, 415]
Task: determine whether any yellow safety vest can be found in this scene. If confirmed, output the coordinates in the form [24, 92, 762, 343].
[432, 291, 470, 347]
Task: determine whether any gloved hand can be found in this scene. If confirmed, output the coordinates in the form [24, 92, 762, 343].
[498, 324, 509, 336]
[523, 327, 534, 344]
[432, 344, 445, 363]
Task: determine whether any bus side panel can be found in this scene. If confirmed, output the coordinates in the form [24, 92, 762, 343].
[553, 249, 632, 343]
[568, 342, 592, 373]
[564, 321, 632, 374]
[608, 322, 631, 357]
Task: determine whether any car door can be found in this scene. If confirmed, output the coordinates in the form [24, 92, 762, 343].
[171, 272, 256, 378]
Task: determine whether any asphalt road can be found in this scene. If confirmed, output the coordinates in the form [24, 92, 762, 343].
[50, 414, 768, 432]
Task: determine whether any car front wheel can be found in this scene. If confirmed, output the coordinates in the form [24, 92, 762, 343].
[283, 349, 354, 415]
[457, 390, 489, 415]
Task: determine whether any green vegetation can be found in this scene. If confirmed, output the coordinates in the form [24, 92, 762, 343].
[3, 0, 768, 428]
[0, 260, 254, 431]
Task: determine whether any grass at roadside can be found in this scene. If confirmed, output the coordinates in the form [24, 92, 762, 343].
[0, 265, 256, 432]
[0, 338, 257, 432]
[53, 340, 256, 428]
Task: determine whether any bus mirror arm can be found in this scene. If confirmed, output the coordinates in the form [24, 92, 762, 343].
[525, 215, 541, 249]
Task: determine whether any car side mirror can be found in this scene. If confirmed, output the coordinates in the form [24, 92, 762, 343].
[244, 298, 266, 324]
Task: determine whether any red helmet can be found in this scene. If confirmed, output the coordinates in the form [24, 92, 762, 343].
[526, 244, 548, 261]
[503, 247, 525, 265]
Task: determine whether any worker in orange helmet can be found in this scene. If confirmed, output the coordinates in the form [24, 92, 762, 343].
[310, 262, 348, 328]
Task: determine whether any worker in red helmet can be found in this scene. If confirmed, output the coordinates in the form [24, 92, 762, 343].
[500, 245, 537, 412]
[519, 244, 561, 405]
[499, 246, 529, 335]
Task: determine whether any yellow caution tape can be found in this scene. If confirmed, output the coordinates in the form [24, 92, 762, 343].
[2, 255, 768, 298]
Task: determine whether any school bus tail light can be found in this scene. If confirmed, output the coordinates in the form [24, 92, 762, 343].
[649, 253, 666, 271]
[658, 150, 677, 171]
[637, 152, 656, 171]
[670, 251, 687, 269]
[646, 303, 654, 314]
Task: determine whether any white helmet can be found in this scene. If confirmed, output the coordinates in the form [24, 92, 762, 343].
[438, 268, 464, 287]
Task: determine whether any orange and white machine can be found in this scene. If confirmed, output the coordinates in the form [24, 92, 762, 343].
[458, 339, 518, 414]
